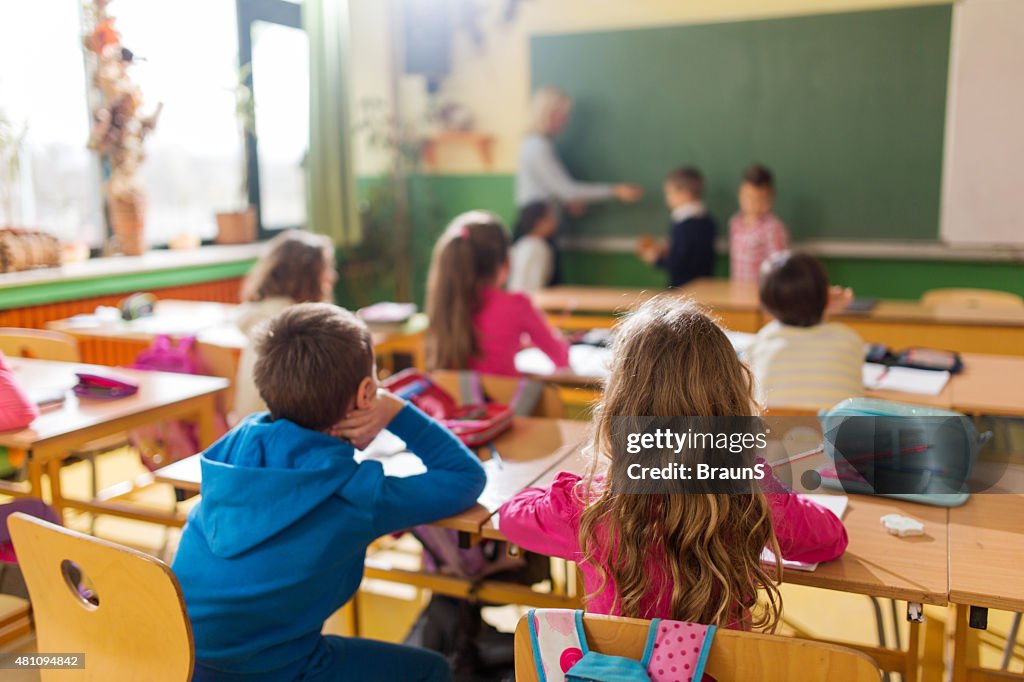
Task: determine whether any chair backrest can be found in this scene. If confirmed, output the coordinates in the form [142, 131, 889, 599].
[0, 328, 81, 362]
[921, 288, 1024, 309]
[7, 512, 194, 681]
[514, 612, 882, 682]
[430, 370, 565, 418]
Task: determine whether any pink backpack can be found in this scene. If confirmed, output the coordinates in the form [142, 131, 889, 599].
[128, 335, 225, 469]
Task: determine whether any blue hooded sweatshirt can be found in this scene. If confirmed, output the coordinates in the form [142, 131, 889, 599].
[171, 404, 487, 681]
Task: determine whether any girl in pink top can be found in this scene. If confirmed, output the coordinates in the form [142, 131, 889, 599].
[425, 211, 569, 376]
[0, 351, 38, 432]
[499, 295, 847, 630]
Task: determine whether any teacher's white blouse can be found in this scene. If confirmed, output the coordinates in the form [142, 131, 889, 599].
[515, 133, 614, 207]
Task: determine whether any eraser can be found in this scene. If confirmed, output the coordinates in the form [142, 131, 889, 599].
[880, 513, 924, 537]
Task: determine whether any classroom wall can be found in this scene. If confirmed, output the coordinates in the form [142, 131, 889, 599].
[345, 0, 1024, 307]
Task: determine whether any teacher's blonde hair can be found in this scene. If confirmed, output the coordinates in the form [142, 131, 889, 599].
[527, 86, 571, 135]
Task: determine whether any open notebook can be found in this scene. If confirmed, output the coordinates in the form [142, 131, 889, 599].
[760, 494, 849, 572]
[862, 363, 950, 396]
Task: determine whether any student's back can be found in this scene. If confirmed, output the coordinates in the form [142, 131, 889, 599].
[426, 211, 568, 376]
[746, 320, 863, 410]
[745, 251, 864, 411]
[174, 304, 485, 682]
[499, 296, 847, 628]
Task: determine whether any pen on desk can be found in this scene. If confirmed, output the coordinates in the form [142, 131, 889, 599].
[487, 443, 504, 470]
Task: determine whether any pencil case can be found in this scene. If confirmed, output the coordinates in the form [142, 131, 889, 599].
[383, 369, 513, 447]
[817, 398, 990, 506]
[72, 373, 139, 400]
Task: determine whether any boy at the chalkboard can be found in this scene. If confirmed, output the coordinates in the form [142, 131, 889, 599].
[637, 166, 716, 288]
[729, 163, 789, 284]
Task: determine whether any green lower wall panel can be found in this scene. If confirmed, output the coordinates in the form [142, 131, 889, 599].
[393, 174, 1023, 304]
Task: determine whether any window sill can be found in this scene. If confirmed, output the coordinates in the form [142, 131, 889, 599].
[0, 244, 263, 309]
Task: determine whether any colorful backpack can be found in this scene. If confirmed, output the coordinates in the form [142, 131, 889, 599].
[383, 369, 539, 447]
[528, 609, 716, 682]
[128, 335, 226, 469]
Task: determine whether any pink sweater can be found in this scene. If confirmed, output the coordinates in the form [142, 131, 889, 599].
[469, 287, 570, 376]
[499, 471, 848, 621]
[0, 352, 38, 432]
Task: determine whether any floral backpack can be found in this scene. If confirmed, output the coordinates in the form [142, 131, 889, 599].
[527, 609, 717, 682]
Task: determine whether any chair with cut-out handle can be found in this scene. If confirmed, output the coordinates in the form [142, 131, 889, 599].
[514, 611, 883, 681]
[7, 512, 194, 681]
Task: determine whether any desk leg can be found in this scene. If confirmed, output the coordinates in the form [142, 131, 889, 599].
[904, 618, 920, 682]
[195, 398, 218, 450]
[46, 459, 66, 524]
[27, 457, 43, 499]
[951, 604, 976, 682]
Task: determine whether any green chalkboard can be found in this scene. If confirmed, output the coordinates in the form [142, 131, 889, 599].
[531, 5, 951, 241]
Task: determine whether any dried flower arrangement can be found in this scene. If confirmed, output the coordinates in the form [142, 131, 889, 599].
[83, 0, 161, 255]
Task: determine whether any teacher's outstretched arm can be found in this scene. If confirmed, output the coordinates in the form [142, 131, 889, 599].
[516, 86, 643, 209]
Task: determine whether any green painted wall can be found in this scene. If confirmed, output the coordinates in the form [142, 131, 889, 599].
[392, 174, 1023, 304]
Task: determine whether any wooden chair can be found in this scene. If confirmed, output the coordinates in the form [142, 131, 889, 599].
[921, 288, 1024, 309]
[7, 512, 194, 681]
[514, 612, 882, 681]
[0, 327, 81, 362]
[430, 370, 566, 418]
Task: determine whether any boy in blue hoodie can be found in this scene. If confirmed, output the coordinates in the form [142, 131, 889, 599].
[172, 303, 487, 681]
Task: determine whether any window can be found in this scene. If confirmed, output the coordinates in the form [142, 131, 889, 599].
[239, 0, 308, 237]
[115, 0, 245, 246]
[0, 0, 103, 245]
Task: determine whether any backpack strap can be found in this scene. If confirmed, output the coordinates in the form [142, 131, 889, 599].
[645, 620, 716, 682]
[510, 378, 545, 416]
[527, 609, 588, 682]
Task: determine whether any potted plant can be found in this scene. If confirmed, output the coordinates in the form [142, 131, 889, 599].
[83, 0, 160, 256]
[215, 63, 257, 244]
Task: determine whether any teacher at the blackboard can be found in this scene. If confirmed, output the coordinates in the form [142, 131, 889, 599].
[512, 87, 642, 289]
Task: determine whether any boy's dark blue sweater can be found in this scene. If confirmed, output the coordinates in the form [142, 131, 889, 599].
[171, 405, 486, 681]
[656, 214, 717, 288]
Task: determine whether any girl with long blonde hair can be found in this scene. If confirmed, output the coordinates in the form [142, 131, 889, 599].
[425, 211, 569, 375]
[499, 295, 847, 628]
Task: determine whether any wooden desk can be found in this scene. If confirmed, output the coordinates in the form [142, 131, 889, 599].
[154, 416, 590, 536]
[948, 491, 1024, 682]
[533, 283, 760, 332]
[534, 280, 1024, 355]
[46, 301, 429, 372]
[950, 354, 1024, 417]
[0, 358, 227, 525]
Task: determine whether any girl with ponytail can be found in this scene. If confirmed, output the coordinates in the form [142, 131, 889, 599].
[425, 210, 569, 375]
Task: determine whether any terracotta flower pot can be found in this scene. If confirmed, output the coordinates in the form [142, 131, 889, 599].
[109, 193, 147, 256]
[215, 207, 257, 244]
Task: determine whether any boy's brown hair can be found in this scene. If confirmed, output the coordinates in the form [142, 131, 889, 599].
[742, 163, 775, 191]
[664, 166, 704, 199]
[253, 303, 374, 431]
[759, 250, 829, 327]
[242, 229, 335, 304]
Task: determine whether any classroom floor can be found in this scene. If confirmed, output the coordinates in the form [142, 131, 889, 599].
[2, 447, 1021, 681]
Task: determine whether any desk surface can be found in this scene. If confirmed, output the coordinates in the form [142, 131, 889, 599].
[0, 358, 228, 451]
[949, 481, 1024, 612]
[949, 354, 1024, 416]
[46, 300, 426, 351]
[154, 416, 591, 536]
[533, 280, 1024, 329]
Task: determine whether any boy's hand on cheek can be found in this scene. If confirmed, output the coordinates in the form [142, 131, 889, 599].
[329, 390, 406, 450]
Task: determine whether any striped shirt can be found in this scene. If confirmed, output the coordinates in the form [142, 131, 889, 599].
[729, 213, 789, 283]
[744, 321, 865, 411]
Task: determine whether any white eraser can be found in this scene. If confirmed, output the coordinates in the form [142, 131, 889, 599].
[880, 513, 924, 537]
